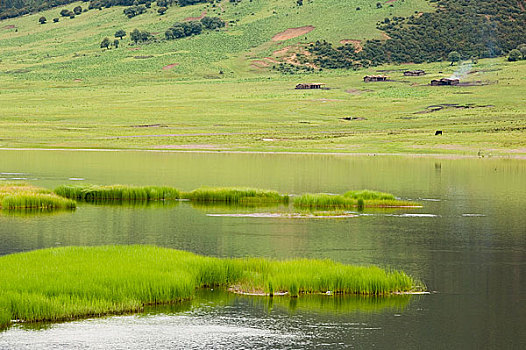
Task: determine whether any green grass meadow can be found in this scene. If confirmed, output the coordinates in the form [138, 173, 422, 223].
[0, 0, 524, 156]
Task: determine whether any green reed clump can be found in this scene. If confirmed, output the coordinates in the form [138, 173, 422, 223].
[183, 187, 289, 204]
[0, 246, 422, 329]
[293, 193, 355, 209]
[54, 185, 180, 202]
[344, 190, 396, 201]
[294, 192, 419, 209]
[0, 183, 76, 210]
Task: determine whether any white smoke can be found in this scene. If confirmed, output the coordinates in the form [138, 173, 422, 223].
[450, 62, 473, 80]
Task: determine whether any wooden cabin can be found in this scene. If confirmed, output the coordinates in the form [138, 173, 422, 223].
[295, 83, 325, 89]
[431, 78, 459, 86]
[363, 75, 388, 82]
[404, 70, 426, 76]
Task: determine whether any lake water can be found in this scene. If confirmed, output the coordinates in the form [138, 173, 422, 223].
[0, 150, 525, 349]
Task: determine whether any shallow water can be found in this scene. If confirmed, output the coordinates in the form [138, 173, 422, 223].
[0, 150, 525, 348]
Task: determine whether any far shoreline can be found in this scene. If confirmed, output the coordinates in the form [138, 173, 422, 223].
[0, 148, 524, 160]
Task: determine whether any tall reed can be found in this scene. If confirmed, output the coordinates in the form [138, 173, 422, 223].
[0, 246, 423, 329]
[0, 183, 76, 210]
[183, 187, 289, 204]
[54, 185, 180, 202]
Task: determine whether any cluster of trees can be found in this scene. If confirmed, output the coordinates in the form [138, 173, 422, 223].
[165, 16, 224, 40]
[304, 0, 526, 69]
[123, 5, 147, 18]
[0, 0, 83, 20]
[38, 5, 83, 23]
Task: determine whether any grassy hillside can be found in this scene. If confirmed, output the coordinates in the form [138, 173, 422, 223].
[0, 0, 432, 80]
[0, 0, 524, 156]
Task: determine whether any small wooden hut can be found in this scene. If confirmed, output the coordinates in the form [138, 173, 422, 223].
[363, 75, 388, 82]
[431, 78, 459, 86]
[404, 70, 426, 76]
[295, 83, 325, 89]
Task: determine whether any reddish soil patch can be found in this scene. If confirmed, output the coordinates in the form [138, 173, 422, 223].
[2, 25, 15, 30]
[128, 47, 141, 51]
[272, 26, 315, 41]
[386, 0, 398, 4]
[273, 46, 292, 56]
[339, 39, 363, 53]
[163, 63, 179, 70]
[251, 60, 270, 68]
[382, 33, 392, 40]
[73, 79, 83, 82]
[519, 1, 525, 12]
[184, 10, 207, 22]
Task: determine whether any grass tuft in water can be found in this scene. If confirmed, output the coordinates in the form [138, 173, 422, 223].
[54, 185, 180, 202]
[0, 183, 76, 210]
[0, 246, 423, 329]
[182, 187, 289, 204]
[294, 191, 418, 210]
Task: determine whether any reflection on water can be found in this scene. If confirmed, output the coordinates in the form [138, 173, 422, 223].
[0, 290, 414, 349]
[0, 151, 525, 348]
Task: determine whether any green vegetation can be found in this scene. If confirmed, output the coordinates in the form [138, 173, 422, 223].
[0, 245, 422, 329]
[306, 0, 526, 68]
[294, 190, 416, 210]
[0, 183, 76, 210]
[183, 187, 289, 204]
[54, 184, 180, 202]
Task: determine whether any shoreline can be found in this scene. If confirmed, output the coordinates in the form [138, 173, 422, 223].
[0, 148, 524, 160]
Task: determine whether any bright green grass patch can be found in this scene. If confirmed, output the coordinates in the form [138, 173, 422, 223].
[182, 187, 289, 204]
[54, 184, 180, 202]
[0, 183, 76, 210]
[344, 190, 396, 201]
[0, 245, 422, 328]
[293, 192, 418, 209]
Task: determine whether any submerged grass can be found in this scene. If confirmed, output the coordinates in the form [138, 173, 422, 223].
[54, 185, 180, 202]
[182, 187, 289, 204]
[0, 183, 75, 210]
[0, 246, 423, 329]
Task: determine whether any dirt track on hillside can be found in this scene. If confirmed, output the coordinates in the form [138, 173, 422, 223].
[272, 26, 315, 41]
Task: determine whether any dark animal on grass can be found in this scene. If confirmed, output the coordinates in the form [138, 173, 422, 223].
[435, 130, 443, 135]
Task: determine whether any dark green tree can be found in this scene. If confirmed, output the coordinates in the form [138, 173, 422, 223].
[73, 6, 82, 15]
[157, 6, 167, 15]
[38, 16, 46, 24]
[100, 37, 111, 49]
[130, 28, 141, 43]
[518, 44, 526, 59]
[115, 29, 126, 39]
[53, 17, 59, 23]
[113, 39, 119, 48]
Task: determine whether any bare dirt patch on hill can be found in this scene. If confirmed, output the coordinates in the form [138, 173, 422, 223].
[339, 39, 363, 52]
[272, 26, 315, 41]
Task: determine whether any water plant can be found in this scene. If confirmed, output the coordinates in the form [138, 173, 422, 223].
[54, 185, 180, 202]
[293, 191, 418, 209]
[0, 183, 76, 210]
[0, 246, 423, 329]
[182, 187, 289, 204]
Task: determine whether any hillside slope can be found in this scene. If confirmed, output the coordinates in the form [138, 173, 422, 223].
[0, 0, 432, 80]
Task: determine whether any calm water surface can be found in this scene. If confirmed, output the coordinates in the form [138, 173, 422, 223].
[0, 150, 525, 349]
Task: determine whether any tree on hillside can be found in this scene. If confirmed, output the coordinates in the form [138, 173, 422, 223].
[508, 49, 522, 62]
[39, 16, 46, 24]
[73, 6, 82, 15]
[114, 39, 120, 48]
[448, 51, 461, 66]
[518, 44, 526, 59]
[130, 29, 141, 44]
[60, 9, 71, 17]
[100, 37, 111, 49]
[157, 7, 167, 15]
[53, 17, 59, 23]
[115, 29, 126, 39]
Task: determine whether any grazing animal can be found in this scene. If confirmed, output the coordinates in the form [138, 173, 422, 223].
[435, 130, 443, 135]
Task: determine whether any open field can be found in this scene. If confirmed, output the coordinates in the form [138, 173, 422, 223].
[0, 0, 524, 156]
[0, 245, 422, 328]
